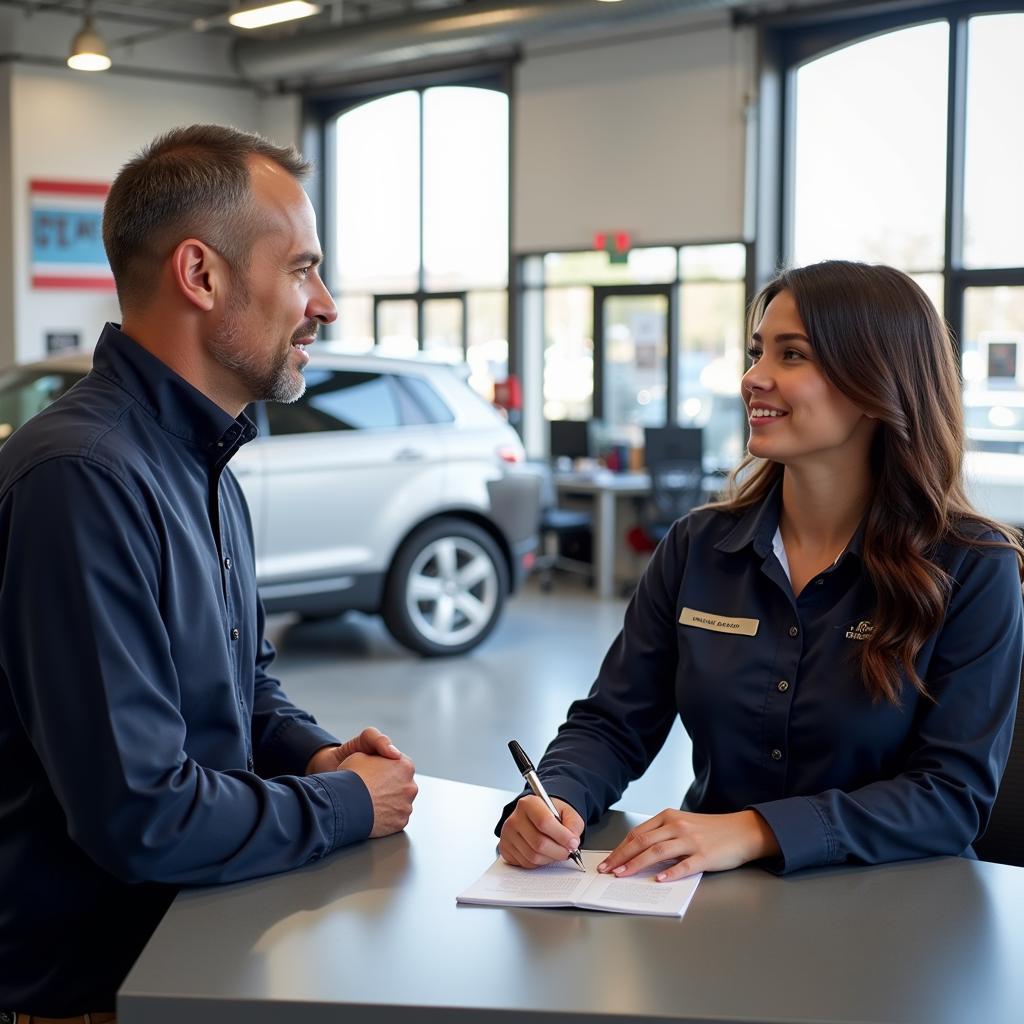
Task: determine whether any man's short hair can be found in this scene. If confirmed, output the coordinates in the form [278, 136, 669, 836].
[102, 124, 310, 311]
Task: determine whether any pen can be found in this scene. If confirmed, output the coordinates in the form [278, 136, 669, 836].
[508, 739, 586, 872]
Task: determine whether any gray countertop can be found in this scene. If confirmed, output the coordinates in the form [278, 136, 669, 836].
[119, 774, 1024, 1024]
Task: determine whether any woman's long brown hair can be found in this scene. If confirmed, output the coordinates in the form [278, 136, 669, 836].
[712, 261, 1024, 704]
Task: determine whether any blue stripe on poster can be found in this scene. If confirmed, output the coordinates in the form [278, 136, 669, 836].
[31, 208, 108, 266]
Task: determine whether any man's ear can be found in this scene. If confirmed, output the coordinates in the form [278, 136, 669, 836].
[170, 239, 225, 312]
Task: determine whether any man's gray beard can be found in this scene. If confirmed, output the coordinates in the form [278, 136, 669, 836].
[210, 314, 306, 404]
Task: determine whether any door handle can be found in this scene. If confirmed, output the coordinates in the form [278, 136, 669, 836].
[394, 448, 425, 462]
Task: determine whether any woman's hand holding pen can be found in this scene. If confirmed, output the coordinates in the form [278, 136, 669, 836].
[499, 796, 585, 869]
[598, 809, 781, 881]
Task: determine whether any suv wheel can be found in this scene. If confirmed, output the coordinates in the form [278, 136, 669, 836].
[383, 518, 508, 656]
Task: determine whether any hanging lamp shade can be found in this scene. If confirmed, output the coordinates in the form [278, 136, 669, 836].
[67, 16, 111, 71]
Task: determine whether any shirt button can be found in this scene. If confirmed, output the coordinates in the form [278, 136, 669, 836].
[247, 756, 254, 771]
[230, 627, 240, 641]
[789, 625, 799, 637]
[771, 748, 783, 761]
[777, 679, 789, 693]
[224, 556, 232, 570]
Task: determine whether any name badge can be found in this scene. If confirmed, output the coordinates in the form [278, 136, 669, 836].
[679, 607, 759, 637]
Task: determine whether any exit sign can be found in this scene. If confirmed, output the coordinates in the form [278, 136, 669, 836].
[593, 230, 631, 264]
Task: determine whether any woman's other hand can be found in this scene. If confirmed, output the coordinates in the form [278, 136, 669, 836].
[598, 808, 780, 881]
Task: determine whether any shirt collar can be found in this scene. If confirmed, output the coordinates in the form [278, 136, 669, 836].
[714, 475, 866, 566]
[714, 479, 783, 559]
[91, 323, 258, 457]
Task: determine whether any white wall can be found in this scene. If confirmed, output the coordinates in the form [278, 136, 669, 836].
[8, 66, 266, 363]
[259, 94, 302, 152]
[514, 18, 753, 253]
[0, 8, 304, 365]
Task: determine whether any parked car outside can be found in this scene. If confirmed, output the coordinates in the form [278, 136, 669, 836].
[0, 349, 538, 656]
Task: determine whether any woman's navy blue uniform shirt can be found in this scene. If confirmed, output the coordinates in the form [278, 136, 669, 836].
[512, 488, 1023, 873]
[0, 326, 373, 1015]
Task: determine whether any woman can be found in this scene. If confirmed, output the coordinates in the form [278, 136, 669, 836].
[498, 260, 1024, 880]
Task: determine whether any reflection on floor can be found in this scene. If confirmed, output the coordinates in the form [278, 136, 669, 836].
[266, 576, 695, 817]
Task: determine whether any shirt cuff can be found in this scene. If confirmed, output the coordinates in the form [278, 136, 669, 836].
[259, 718, 341, 778]
[749, 796, 838, 875]
[314, 769, 374, 849]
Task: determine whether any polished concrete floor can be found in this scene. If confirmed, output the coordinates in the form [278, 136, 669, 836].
[266, 576, 695, 816]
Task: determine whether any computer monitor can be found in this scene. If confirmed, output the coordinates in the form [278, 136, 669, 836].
[549, 419, 592, 461]
[643, 426, 703, 467]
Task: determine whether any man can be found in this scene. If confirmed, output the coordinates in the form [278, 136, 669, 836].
[0, 125, 418, 1020]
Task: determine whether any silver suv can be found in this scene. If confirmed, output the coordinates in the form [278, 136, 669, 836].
[0, 350, 538, 656]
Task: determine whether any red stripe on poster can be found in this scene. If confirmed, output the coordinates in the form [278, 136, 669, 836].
[30, 180, 110, 197]
[32, 275, 116, 290]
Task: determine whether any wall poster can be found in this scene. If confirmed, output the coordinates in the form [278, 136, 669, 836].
[30, 179, 114, 291]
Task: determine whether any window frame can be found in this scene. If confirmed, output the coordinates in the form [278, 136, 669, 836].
[515, 241, 752, 459]
[755, 0, 1024, 351]
[303, 65, 514, 368]
[374, 291, 468, 360]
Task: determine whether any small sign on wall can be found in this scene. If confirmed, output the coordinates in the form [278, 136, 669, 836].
[45, 331, 81, 354]
[30, 179, 115, 291]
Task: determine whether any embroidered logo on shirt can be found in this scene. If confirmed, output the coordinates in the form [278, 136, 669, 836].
[845, 620, 874, 641]
[679, 607, 759, 636]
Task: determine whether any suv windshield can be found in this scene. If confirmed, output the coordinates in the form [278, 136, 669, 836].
[0, 368, 85, 445]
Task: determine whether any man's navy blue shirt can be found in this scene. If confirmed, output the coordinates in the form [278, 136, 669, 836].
[505, 489, 1023, 873]
[0, 325, 373, 1015]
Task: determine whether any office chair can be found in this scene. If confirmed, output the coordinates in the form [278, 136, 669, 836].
[531, 463, 592, 592]
[621, 458, 705, 597]
[972, 664, 1024, 868]
[642, 460, 706, 543]
[633, 426, 706, 544]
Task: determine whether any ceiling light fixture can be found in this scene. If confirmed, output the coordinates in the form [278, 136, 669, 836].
[67, 3, 111, 71]
[228, 2, 322, 30]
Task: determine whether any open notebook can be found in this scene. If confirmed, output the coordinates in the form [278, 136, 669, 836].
[457, 850, 701, 918]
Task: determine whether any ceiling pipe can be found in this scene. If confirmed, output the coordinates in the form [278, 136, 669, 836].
[232, 0, 743, 84]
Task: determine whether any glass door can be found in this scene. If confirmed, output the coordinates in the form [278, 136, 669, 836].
[374, 296, 418, 358]
[374, 293, 468, 363]
[594, 286, 674, 442]
[422, 295, 467, 363]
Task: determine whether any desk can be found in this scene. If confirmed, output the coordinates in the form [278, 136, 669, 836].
[554, 470, 650, 598]
[554, 471, 723, 599]
[119, 775, 1024, 1024]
